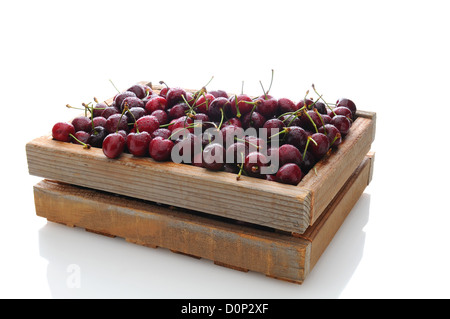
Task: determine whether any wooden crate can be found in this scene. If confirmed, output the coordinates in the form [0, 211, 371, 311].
[33, 152, 374, 284]
[26, 82, 376, 234]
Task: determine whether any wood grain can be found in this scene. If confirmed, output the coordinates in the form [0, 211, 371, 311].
[33, 153, 374, 284]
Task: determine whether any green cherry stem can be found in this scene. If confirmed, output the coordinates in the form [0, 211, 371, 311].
[69, 134, 91, 149]
[302, 136, 318, 161]
[311, 83, 336, 116]
[109, 79, 121, 94]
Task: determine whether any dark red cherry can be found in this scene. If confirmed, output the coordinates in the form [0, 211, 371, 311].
[330, 115, 352, 135]
[145, 96, 167, 114]
[225, 142, 246, 165]
[209, 90, 228, 98]
[221, 125, 244, 146]
[126, 107, 146, 124]
[166, 87, 187, 108]
[127, 84, 152, 99]
[229, 94, 254, 118]
[244, 151, 268, 178]
[202, 143, 226, 171]
[314, 102, 327, 114]
[280, 114, 302, 127]
[318, 124, 342, 147]
[332, 106, 353, 120]
[149, 136, 174, 161]
[278, 144, 303, 167]
[284, 126, 308, 150]
[299, 110, 323, 132]
[276, 163, 304, 185]
[168, 102, 189, 120]
[92, 102, 108, 118]
[126, 131, 152, 157]
[151, 128, 172, 139]
[72, 131, 90, 145]
[52, 122, 75, 142]
[208, 97, 230, 122]
[172, 133, 202, 160]
[114, 91, 136, 110]
[101, 106, 120, 119]
[92, 116, 107, 128]
[277, 97, 298, 116]
[105, 113, 129, 134]
[121, 96, 144, 111]
[71, 116, 92, 133]
[301, 150, 316, 173]
[170, 116, 194, 136]
[256, 96, 278, 118]
[242, 111, 266, 130]
[308, 133, 330, 160]
[336, 98, 357, 117]
[297, 98, 314, 111]
[135, 115, 160, 134]
[223, 117, 242, 128]
[243, 136, 266, 154]
[102, 133, 126, 159]
[263, 118, 286, 140]
[195, 93, 215, 114]
[88, 126, 108, 148]
[150, 109, 168, 125]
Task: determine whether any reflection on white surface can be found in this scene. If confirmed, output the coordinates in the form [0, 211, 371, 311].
[37, 194, 371, 298]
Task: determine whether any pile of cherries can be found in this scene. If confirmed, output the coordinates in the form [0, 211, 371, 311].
[52, 77, 356, 186]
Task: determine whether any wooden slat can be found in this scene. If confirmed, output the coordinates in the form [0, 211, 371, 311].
[299, 111, 376, 225]
[32, 152, 374, 284]
[33, 180, 311, 284]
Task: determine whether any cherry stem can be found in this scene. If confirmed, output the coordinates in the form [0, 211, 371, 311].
[330, 133, 341, 147]
[109, 79, 121, 94]
[259, 80, 267, 99]
[314, 109, 326, 132]
[269, 128, 288, 139]
[233, 95, 242, 118]
[116, 103, 128, 133]
[217, 108, 225, 130]
[69, 134, 91, 149]
[202, 76, 214, 90]
[241, 81, 244, 95]
[267, 69, 274, 95]
[168, 123, 202, 140]
[236, 153, 245, 180]
[302, 136, 317, 161]
[159, 81, 169, 89]
[311, 83, 336, 116]
[303, 109, 318, 133]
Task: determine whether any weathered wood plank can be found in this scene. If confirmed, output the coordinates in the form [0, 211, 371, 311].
[34, 180, 311, 284]
[299, 113, 376, 225]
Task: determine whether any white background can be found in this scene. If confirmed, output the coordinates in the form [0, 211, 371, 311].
[1, 0, 449, 299]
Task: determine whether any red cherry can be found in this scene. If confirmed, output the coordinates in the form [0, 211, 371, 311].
[102, 133, 126, 159]
[229, 94, 254, 118]
[244, 151, 267, 178]
[71, 116, 92, 133]
[126, 131, 152, 157]
[105, 113, 129, 134]
[195, 93, 215, 114]
[330, 115, 352, 135]
[336, 98, 357, 117]
[135, 115, 160, 134]
[202, 143, 226, 171]
[52, 122, 75, 142]
[276, 163, 304, 185]
[145, 96, 167, 114]
[149, 136, 174, 161]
